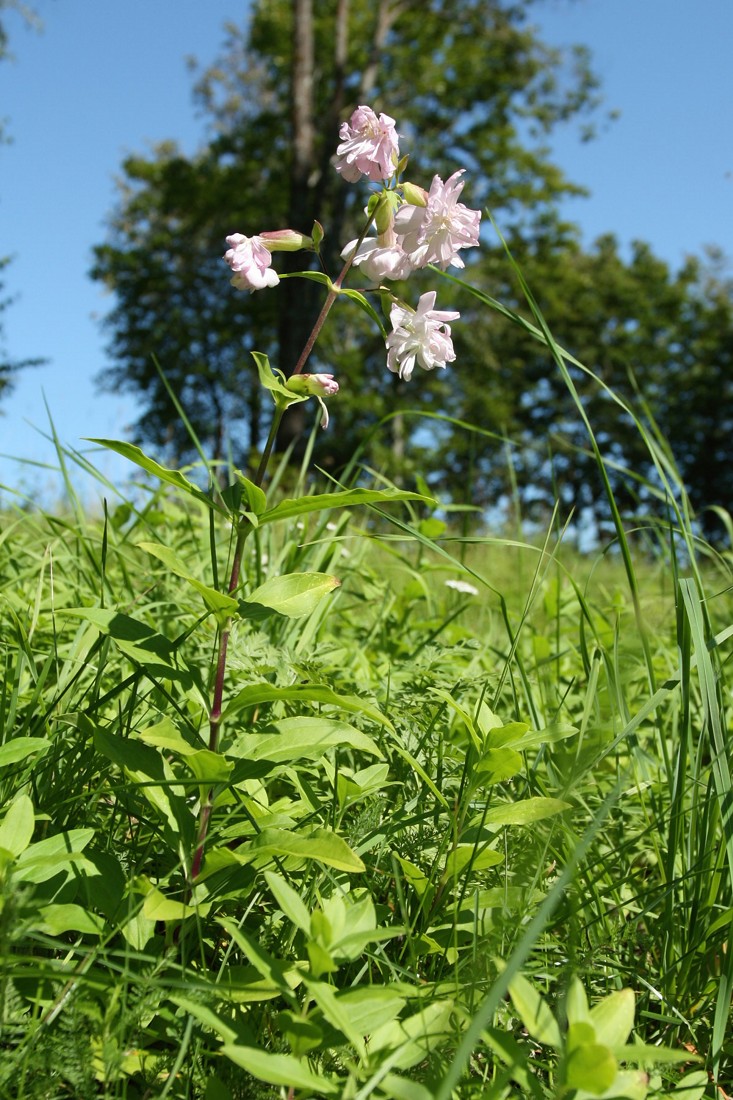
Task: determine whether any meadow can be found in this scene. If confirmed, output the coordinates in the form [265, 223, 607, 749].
[0, 405, 730, 1098]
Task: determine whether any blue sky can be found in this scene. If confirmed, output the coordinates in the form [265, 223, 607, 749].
[1, 0, 731, 502]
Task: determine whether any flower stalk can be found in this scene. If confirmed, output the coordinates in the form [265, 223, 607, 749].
[188, 102, 481, 891]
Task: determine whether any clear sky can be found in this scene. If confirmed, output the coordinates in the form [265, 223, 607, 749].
[1, 0, 731, 503]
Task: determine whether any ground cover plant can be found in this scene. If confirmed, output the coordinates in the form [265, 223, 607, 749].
[0, 106, 731, 1099]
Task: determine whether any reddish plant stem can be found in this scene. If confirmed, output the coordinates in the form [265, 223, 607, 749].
[188, 216, 373, 888]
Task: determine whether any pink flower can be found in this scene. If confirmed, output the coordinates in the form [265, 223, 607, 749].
[223, 234, 280, 291]
[341, 208, 414, 283]
[386, 291, 460, 381]
[341, 236, 414, 282]
[394, 170, 481, 270]
[333, 105, 399, 183]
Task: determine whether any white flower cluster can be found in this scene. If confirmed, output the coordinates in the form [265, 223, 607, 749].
[223, 105, 481, 412]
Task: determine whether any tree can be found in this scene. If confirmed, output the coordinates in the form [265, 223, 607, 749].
[91, 0, 602, 466]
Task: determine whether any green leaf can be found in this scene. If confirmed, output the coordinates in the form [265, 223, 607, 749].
[335, 987, 405, 1037]
[227, 717, 383, 763]
[472, 747, 523, 786]
[216, 918, 300, 995]
[484, 797, 571, 827]
[340, 287, 387, 336]
[380, 1077, 435, 1100]
[94, 727, 193, 840]
[264, 870, 311, 934]
[139, 883, 207, 922]
[223, 683, 393, 731]
[138, 716, 232, 782]
[279, 268, 334, 289]
[235, 473, 267, 516]
[36, 903, 105, 936]
[565, 1042, 617, 1093]
[590, 988, 635, 1047]
[368, 1001, 454, 1070]
[566, 977, 591, 1027]
[242, 572, 340, 618]
[15, 829, 96, 884]
[168, 996, 240, 1044]
[252, 350, 308, 408]
[613, 1044, 697, 1066]
[239, 827, 365, 872]
[259, 487, 433, 525]
[219, 1046, 339, 1094]
[508, 972, 562, 1048]
[665, 1070, 708, 1099]
[489, 722, 578, 751]
[0, 738, 50, 769]
[86, 439, 229, 515]
[304, 978, 366, 1057]
[138, 541, 239, 622]
[60, 607, 189, 680]
[443, 844, 503, 878]
[0, 794, 34, 857]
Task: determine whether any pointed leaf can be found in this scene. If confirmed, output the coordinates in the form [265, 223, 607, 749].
[223, 683, 393, 731]
[508, 972, 562, 1048]
[264, 870, 311, 934]
[227, 717, 383, 763]
[87, 439, 229, 515]
[259, 487, 433, 525]
[220, 1045, 339, 1094]
[240, 827, 365, 872]
[485, 797, 571, 827]
[60, 607, 189, 680]
[340, 287, 387, 336]
[0, 738, 50, 769]
[0, 794, 35, 857]
[566, 978, 591, 1026]
[138, 542, 238, 621]
[590, 988, 635, 1047]
[242, 572, 340, 618]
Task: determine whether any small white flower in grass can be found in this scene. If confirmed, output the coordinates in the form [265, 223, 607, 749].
[394, 170, 481, 270]
[223, 234, 280, 291]
[333, 105, 399, 183]
[386, 291, 459, 381]
[445, 579, 479, 596]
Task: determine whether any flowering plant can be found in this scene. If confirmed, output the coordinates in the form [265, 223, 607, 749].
[100, 105, 478, 884]
[223, 103, 481, 406]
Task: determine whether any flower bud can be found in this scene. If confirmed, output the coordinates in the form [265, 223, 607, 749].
[401, 181, 428, 207]
[285, 373, 339, 429]
[258, 229, 314, 252]
[371, 191, 401, 235]
[285, 373, 339, 397]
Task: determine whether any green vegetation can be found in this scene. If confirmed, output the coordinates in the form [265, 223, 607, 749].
[0, 379, 730, 1096]
[1, 9, 731, 1094]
